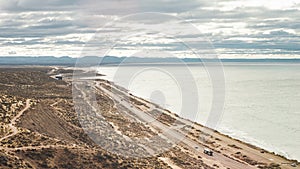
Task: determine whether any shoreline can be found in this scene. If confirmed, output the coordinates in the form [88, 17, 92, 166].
[98, 73, 299, 163]
[61, 67, 300, 168]
[92, 64, 300, 163]
[218, 127, 295, 161]
[124, 83, 299, 163]
[70, 67, 299, 168]
[98, 79, 298, 167]
[129, 86, 299, 162]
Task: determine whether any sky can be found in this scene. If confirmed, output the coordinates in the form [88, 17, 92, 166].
[0, 0, 299, 58]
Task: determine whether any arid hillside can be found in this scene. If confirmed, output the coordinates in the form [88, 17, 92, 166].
[0, 68, 170, 169]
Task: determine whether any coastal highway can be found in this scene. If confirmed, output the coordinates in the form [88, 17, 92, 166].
[95, 82, 254, 169]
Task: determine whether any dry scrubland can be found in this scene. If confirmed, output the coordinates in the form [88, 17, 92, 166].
[0, 67, 298, 169]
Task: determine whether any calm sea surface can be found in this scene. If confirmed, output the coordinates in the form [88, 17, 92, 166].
[96, 63, 300, 160]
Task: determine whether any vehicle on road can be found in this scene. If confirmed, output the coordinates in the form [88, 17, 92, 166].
[204, 148, 213, 156]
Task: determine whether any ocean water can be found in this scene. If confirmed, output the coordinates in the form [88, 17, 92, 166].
[96, 63, 300, 160]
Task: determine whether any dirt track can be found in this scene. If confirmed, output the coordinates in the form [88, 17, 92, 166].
[0, 99, 31, 142]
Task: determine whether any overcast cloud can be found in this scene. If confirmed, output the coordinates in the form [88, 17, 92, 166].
[0, 0, 299, 58]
